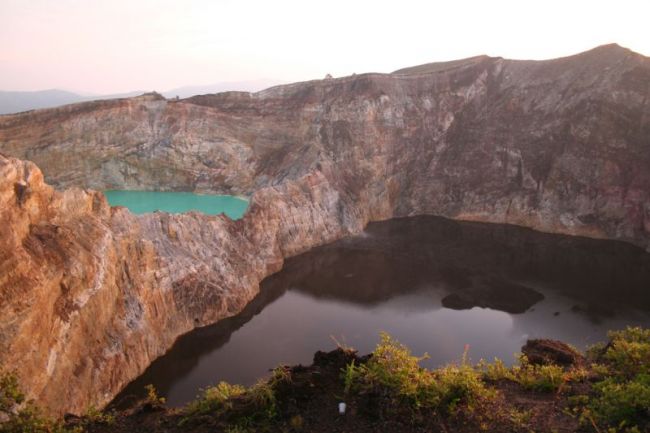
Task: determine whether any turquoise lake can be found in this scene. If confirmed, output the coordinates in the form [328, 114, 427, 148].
[103, 191, 248, 219]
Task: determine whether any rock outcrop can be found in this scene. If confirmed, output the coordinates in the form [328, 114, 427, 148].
[522, 339, 585, 367]
[2, 44, 649, 248]
[0, 44, 649, 415]
[0, 155, 368, 415]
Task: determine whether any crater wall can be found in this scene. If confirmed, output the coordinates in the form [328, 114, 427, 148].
[0, 44, 649, 414]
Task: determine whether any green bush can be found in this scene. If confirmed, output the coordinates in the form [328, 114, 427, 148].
[247, 366, 291, 421]
[603, 327, 650, 378]
[480, 358, 513, 382]
[0, 371, 81, 433]
[590, 375, 650, 429]
[342, 359, 358, 396]
[567, 327, 650, 432]
[511, 356, 566, 392]
[185, 381, 246, 417]
[0, 372, 24, 414]
[343, 333, 495, 417]
[144, 384, 166, 407]
[431, 363, 496, 414]
[585, 328, 650, 431]
[84, 405, 115, 425]
[181, 366, 290, 431]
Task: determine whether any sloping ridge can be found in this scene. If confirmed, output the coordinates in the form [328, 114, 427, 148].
[392, 54, 496, 75]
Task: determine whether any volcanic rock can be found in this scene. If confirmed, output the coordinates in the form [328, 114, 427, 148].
[522, 339, 585, 367]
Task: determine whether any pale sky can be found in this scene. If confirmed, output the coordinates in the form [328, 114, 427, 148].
[1, 0, 649, 94]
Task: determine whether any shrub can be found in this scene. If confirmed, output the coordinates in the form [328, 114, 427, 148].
[569, 327, 650, 432]
[84, 405, 115, 425]
[181, 366, 290, 430]
[603, 327, 650, 378]
[0, 372, 24, 414]
[247, 379, 277, 420]
[0, 371, 81, 433]
[343, 333, 496, 418]
[247, 366, 291, 421]
[144, 384, 166, 407]
[432, 363, 496, 414]
[479, 358, 514, 382]
[511, 356, 566, 392]
[589, 375, 650, 429]
[185, 382, 246, 417]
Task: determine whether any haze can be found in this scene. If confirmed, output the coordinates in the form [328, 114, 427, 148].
[1, 0, 649, 94]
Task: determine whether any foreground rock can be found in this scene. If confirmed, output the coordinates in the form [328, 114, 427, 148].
[6, 329, 650, 433]
[0, 154, 370, 415]
[522, 339, 585, 367]
[82, 329, 647, 433]
[1, 44, 650, 415]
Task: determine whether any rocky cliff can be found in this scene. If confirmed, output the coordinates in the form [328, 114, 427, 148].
[0, 44, 649, 415]
[0, 154, 368, 415]
[2, 43, 649, 247]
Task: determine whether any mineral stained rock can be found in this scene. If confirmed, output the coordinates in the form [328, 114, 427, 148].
[0, 44, 649, 415]
[2, 43, 649, 248]
[0, 155, 362, 415]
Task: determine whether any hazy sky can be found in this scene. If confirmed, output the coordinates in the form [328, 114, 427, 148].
[1, 0, 649, 94]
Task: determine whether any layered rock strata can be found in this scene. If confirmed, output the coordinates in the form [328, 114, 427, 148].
[0, 44, 649, 415]
[0, 155, 369, 415]
[1, 44, 649, 248]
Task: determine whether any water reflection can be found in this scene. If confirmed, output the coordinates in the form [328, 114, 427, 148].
[113, 216, 650, 408]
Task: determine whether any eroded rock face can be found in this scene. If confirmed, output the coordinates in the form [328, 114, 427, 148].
[0, 155, 370, 415]
[2, 44, 649, 248]
[0, 44, 649, 415]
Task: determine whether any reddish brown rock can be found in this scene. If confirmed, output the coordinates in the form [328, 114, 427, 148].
[0, 155, 367, 416]
[522, 339, 585, 367]
[1, 44, 648, 248]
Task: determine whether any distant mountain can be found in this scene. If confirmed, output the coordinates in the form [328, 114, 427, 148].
[82, 90, 146, 100]
[162, 79, 285, 99]
[0, 89, 147, 115]
[0, 89, 85, 114]
[0, 79, 284, 115]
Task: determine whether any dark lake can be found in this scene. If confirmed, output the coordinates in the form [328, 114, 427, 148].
[113, 216, 650, 408]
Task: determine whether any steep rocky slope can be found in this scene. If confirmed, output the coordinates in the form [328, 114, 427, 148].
[0, 154, 368, 415]
[1, 43, 649, 247]
[0, 44, 649, 415]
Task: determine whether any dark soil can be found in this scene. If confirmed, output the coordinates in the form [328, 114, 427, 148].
[81, 346, 586, 433]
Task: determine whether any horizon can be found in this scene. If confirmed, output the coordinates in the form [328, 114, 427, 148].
[0, 43, 643, 97]
[1, 0, 650, 94]
[0, 77, 285, 97]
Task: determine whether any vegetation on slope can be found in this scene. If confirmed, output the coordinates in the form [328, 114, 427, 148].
[2, 327, 650, 432]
